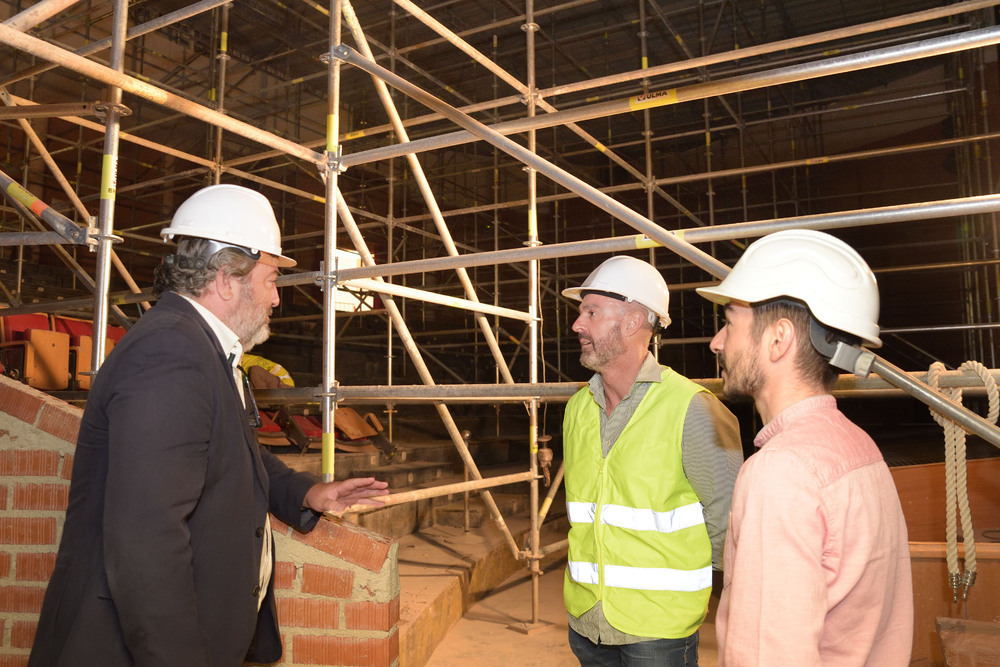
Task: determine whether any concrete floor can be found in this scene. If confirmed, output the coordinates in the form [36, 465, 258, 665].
[426, 560, 720, 667]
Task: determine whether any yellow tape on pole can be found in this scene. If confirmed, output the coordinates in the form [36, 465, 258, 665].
[100, 153, 117, 201]
[322, 432, 335, 477]
[326, 115, 337, 154]
[6, 182, 46, 216]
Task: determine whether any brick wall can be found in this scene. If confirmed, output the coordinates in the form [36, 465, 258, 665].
[0, 374, 399, 666]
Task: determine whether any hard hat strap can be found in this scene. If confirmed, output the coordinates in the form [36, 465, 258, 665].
[808, 318, 871, 376]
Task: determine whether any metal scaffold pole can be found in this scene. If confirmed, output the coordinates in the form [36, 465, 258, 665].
[211, 2, 230, 185]
[320, 0, 344, 483]
[523, 0, 543, 629]
[90, 0, 127, 373]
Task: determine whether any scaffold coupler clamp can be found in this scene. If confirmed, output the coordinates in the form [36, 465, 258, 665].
[322, 143, 347, 177]
[314, 380, 342, 406]
[80, 218, 102, 250]
[315, 259, 342, 293]
[93, 101, 132, 120]
[84, 218, 123, 253]
[536, 434, 554, 487]
[519, 86, 541, 108]
[520, 547, 543, 570]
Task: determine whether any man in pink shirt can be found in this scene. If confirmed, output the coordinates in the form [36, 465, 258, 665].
[696, 230, 913, 666]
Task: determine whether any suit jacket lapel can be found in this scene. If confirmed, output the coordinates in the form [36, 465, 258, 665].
[160, 292, 271, 498]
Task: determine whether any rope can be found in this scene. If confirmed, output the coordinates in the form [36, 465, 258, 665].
[926, 360, 999, 603]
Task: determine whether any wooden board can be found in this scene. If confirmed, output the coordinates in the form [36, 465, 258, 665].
[935, 617, 1000, 667]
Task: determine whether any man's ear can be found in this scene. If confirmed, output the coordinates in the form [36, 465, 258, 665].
[767, 317, 797, 362]
[621, 308, 647, 337]
[212, 269, 237, 302]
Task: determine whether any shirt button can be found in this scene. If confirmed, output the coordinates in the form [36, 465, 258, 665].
[256, 527, 264, 538]
[252, 585, 261, 597]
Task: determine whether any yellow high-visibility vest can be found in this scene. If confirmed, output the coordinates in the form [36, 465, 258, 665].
[240, 353, 294, 387]
[563, 367, 712, 638]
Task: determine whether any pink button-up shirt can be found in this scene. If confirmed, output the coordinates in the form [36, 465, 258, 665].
[716, 395, 913, 666]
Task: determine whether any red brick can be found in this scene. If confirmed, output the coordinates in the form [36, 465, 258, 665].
[0, 656, 30, 667]
[11, 620, 36, 649]
[0, 450, 60, 477]
[0, 585, 46, 613]
[274, 561, 297, 590]
[0, 517, 57, 545]
[0, 655, 30, 667]
[293, 516, 392, 573]
[16, 553, 56, 581]
[275, 597, 339, 629]
[61, 453, 74, 480]
[293, 634, 396, 667]
[345, 597, 399, 632]
[0, 379, 45, 424]
[0, 484, 6, 510]
[0, 552, 10, 577]
[13, 483, 69, 511]
[301, 563, 353, 598]
[270, 517, 292, 536]
[37, 403, 82, 444]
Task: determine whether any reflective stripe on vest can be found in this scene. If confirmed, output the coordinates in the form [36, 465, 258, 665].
[568, 500, 705, 534]
[568, 561, 713, 592]
[568, 561, 599, 585]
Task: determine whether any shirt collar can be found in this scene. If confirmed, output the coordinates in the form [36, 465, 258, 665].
[754, 394, 837, 449]
[178, 294, 243, 367]
[587, 351, 662, 409]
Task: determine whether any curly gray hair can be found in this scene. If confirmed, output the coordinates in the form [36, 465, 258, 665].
[153, 237, 257, 298]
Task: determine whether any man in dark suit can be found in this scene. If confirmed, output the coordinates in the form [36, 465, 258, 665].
[30, 184, 388, 667]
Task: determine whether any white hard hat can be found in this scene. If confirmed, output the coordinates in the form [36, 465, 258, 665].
[696, 229, 881, 347]
[161, 184, 296, 267]
[562, 255, 671, 328]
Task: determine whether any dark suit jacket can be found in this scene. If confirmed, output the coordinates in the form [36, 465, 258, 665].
[30, 292, 320, 667]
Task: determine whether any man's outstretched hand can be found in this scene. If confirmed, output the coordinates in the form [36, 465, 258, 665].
[304, 477, 389, 515]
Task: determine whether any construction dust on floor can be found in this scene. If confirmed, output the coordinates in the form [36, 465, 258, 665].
[426, 559, 720, 666]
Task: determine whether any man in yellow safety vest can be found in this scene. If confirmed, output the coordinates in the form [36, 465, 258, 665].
[562, 255, 743, 666]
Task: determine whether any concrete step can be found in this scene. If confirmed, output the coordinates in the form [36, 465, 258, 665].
[433, 493, 528, 529]
[354, 460, 450, 488]
[273, 449, 379, 481]
[398, 510, 570, 667]
[398, 437, 521, 469]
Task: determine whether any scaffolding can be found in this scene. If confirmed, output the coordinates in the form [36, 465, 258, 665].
[3, 0, 1000, 628]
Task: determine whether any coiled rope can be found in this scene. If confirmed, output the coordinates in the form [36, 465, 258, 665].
[926, 361, 999, 603]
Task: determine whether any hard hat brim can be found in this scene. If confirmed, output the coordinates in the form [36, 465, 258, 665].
[258, 251, 296, 268]
[695, 284, 734, 306]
